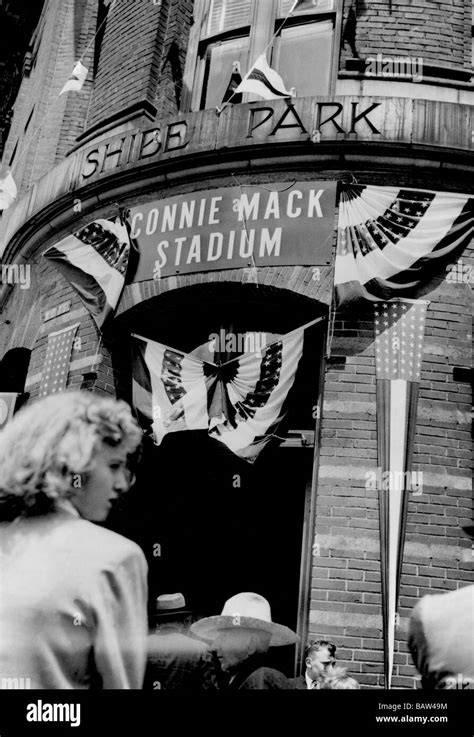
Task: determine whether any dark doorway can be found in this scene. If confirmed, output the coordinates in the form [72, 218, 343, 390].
[108, 283, 326, 676]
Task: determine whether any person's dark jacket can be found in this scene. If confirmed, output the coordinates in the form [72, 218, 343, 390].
[224, 655, 291, 690]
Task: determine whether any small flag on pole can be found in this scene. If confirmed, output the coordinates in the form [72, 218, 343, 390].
[290, 0, 330, 11]
[221, 61, 243, 105]
[59, 61, 88, 95]
[234, 54, 292, 101]
[0, 171, 17, 210]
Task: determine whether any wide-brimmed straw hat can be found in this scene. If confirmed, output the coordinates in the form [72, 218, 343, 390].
[190, 592, 299, 647]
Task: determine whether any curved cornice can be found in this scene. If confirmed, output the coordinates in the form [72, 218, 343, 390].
[1, 96, 474, 307]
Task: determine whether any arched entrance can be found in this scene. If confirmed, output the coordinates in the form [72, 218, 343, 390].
[108, 282, 327, 675]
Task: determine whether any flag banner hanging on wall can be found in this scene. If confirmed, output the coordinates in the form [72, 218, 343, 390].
[132, 317, 323, 462]
[38, 323, 80, 397]
[0, 393, 19, 431]
[335, 185, 473, 306]
[373, 298, 429, 688]
[43, 218, 131, 329]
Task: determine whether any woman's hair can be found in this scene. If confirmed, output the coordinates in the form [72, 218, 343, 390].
[0, 391, 142, 520]
[319, 666, 360, 690]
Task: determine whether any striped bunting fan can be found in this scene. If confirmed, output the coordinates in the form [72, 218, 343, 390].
[335, 185, 473, 305]
[132, 318, 323, 462]
[44, 218, 131, 329]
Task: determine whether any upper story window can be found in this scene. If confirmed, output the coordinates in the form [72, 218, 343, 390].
[183, 0, 340, 111]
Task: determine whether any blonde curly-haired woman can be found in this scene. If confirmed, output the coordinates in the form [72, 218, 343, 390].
[0, 391, 148, 689]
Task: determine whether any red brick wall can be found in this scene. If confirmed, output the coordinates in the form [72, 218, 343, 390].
[0, 254, 115, 401]
[1, 0, 96, 193]
[154, 0, 194, 118]
[87, 0, 163, 129]
[312, 239, 473, 689]
[340, 0, 471, 71]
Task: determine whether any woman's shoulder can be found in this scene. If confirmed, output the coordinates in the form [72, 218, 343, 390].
[7, 512, 148, 573]
[68, 517, 147, 568]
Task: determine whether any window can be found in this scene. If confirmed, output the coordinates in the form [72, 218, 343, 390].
[273, 18, 334, 97]
[189, 0, 253, 110]
[198, 35, 250, 110]
[207, 0, 252, 35]
[183, 0, 340, 111]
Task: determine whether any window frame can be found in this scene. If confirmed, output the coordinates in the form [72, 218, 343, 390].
[181, 0, 342, 112]
[271, 11, 340, 97]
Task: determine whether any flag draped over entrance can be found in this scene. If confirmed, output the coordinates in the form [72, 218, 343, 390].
[335, 185, 473, 305]
[132, 318, 323, 462]
[374, 299, 428, 689]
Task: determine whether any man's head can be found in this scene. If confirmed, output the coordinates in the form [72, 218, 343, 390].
[212, 627, 271, 674]
[151, 593, 193, 632]
[305, 640, 336, 682]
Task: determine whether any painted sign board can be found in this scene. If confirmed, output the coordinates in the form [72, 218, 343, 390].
[129, 180, 337, 279]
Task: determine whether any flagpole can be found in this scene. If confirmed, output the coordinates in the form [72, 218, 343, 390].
[131, 332, 218, 368]
[219, 316, 326, 367]
[231, 173, 260, 287]
[91, 330, 104, 375]
[78, 0, 118, 67]
[131, 317, 325, 371]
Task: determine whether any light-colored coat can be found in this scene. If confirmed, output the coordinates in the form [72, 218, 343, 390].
[0, 505, 148, 689]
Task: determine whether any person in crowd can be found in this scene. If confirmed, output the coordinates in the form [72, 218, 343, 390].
[289, 640, 337, 689]
[319, 665, 360, 689]
[408, 523, 474, 690]
[191, 592, 298, 689]
[144, 592, 216, 690]
[0, 391, 148, 689]
[408, 585, 474, 689]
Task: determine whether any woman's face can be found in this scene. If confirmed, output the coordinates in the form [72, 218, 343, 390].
[70, 443, 130, 521]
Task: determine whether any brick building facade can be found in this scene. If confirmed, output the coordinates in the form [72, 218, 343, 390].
[0, 0, 472, 689]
